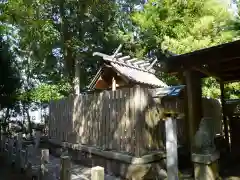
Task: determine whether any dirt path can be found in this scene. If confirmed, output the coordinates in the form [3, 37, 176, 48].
[0, 157, 27, 180]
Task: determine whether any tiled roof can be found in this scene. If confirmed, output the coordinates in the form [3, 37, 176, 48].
[91, 50, 168, 88]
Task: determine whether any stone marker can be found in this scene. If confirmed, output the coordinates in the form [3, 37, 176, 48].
[165, 117, 179, 180]
[192, 117, 220, 180]
[91, 166, 104, 180]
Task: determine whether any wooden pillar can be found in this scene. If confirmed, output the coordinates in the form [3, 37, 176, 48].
[60, 156, 71, 180]
[184, 70, 202, 149]
[181, 74, 190, 149]
[220, 81, 230, 152]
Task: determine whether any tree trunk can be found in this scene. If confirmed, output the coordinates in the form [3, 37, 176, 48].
[59, 0, 77, 94]
[23, 104, 33, 138]
[3, 107, 10, 134]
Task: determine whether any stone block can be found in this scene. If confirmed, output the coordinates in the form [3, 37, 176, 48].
[192, 152, 220, 180]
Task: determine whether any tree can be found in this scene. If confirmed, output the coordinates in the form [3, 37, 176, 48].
[0, 36, 21, 110]
[3, 0, 134, 94]
[0, 35, 21, 134]
[132, 0, 240, 98]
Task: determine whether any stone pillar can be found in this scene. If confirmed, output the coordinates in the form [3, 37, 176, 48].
[165, 116, 179, 180]
[192, 117, 220, 179]
[91, 166, 104, 180]
[192, 152, 220, 180]
[39, 149, 49, 180]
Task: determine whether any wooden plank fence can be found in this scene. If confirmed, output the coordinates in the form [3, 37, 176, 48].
[49, 86, 223, 157]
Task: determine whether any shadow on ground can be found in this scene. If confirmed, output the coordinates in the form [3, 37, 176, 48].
[0, 157, 28, 180]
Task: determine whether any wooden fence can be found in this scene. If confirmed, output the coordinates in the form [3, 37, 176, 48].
[49, 86, 222, 157]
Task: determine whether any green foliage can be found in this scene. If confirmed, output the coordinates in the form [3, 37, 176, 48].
[1, 0, 240, 117]
[132, 0, 240, 98]
[30, 83, 71, 103]
[132, 0, 236, 54]
[0, 36, 21, 109]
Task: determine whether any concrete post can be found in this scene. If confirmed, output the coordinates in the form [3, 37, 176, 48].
[165, 117, 179, 180]
[60, 156, 71, 180]
[39, 149, 49, 180]
[91, 166, 104, 180]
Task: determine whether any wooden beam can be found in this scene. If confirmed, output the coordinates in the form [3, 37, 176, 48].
[132, 60, 145, 65]
[166, 40, 240, 72]
[112, 77, 116, 91]
[191, 67, 221, 80]
[147, 58, 158, 71]
[118, 56, 131, 61]
[112, 44, 123, 57]
[222, 75, 240, 82]
[184, 70, 202, 151]
[222, 66, 240, 72]
[221, 69, 240, 77]
[103, 56, 155, 73]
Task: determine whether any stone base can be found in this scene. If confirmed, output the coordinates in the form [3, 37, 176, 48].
[192, 152, 220, 180]
[48, 139, 167, 180]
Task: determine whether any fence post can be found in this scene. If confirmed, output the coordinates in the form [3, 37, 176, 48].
[20, 149, 27, 171]
[35, 130, 41, 149]
[91, 166, 104, 180]
[8, 138, 14, 164]
[16, 133, 23, 168]
[4, 138, 8, 158]
[1, 134, 6, 154]
[26, 144, 34, 177]
[39, 149, 49, 180]
[60, 156, 71, 180]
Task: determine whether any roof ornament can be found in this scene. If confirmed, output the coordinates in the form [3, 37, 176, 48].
[90, 44, 168, 89]
[93, 44, 158, 73]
